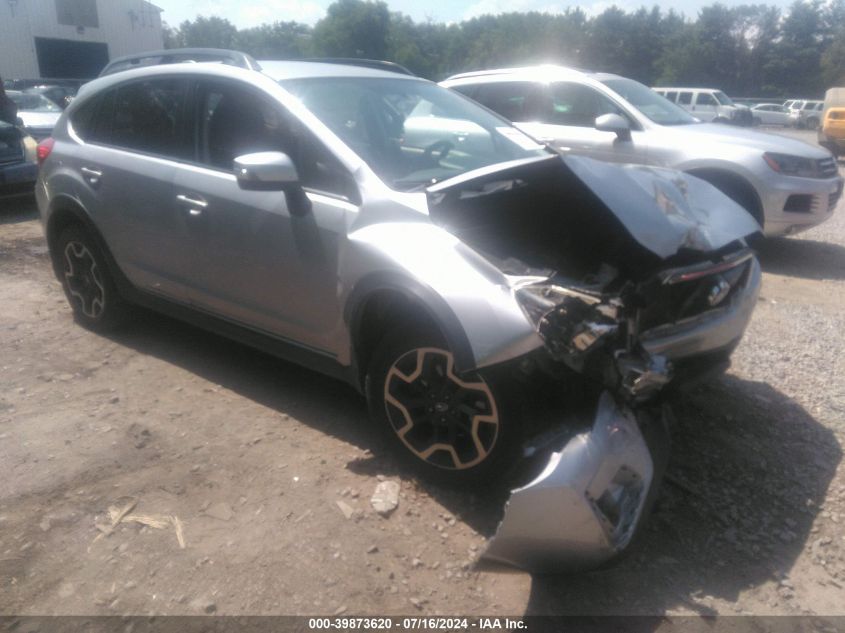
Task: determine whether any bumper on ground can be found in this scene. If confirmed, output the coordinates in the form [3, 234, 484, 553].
[483, 392, 666, 572]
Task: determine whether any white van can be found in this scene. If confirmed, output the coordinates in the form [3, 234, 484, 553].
[653, 87, 752, 126]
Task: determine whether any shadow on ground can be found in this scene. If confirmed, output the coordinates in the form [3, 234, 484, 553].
[756, 236, 845, 280]
[98, 308, 841, 618]
[0, 193, 38, 224]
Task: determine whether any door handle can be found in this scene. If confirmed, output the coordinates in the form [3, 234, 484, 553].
[81, 167, 102, 186]
[176, 194, 209, 212]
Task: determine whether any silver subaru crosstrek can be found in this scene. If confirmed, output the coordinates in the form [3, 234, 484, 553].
[37, 60, 762, 572]
[442, 66, 843, 237]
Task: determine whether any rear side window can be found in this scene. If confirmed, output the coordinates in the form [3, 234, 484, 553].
[666, 91, 678, 102]
[109, 79, 190, 158]
[678, 92, 693, 105]
[73, 80, 189, 160]
[473, 82, 545, 121]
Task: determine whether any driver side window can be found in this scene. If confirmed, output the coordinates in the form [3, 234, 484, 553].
[696, 93, 718, 107]
[196, 81, 356, 200]
[545, 82, 628, 127]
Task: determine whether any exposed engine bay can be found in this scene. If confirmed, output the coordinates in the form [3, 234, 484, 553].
[427, 154, 761, 572]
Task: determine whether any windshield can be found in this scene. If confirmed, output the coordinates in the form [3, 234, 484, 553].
[9, 92, 61, 112]
[714, 91, 734, 106]
[602, 78, 697, 126]
[280, 77, 549, 191]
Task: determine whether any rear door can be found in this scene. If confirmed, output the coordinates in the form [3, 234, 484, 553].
[67, 78, 194, 301]
[172, 78, 354, 350]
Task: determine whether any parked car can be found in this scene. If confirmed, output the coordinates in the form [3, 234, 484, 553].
[24, 84, 78, 109]
[6, 90, 62, 140]
[442, 66, 842, 237]
[750, 103, 792, 126]
[37, 60, 764, 572]
[819, 87, 845, 157]
[0, 119, 38, 196]
[652, 87, 753, 126]
[98, 48, 261, 77]
[788, 100, 824, 129]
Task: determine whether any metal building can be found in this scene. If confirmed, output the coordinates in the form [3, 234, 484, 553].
[0, 0, 164, 80]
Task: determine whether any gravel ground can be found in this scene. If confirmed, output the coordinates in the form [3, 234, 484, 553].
[1, 133, 844, 620]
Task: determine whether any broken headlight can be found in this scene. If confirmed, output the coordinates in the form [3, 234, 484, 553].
[516, 283, 623, 371]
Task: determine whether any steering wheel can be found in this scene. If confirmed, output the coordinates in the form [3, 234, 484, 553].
[423, 140, 454, 164]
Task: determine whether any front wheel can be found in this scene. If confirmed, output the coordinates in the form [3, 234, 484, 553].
[55, 225, 128, 331]
[366, 327, 518, 485]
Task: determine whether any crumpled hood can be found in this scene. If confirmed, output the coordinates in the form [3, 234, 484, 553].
[563, 155, 761, 258]
[657, 122, 832, 157]
[428, 154, 760, 267]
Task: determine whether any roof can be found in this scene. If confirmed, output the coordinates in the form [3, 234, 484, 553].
[259, 60, 422, 82]
[444, 65, 589, 82]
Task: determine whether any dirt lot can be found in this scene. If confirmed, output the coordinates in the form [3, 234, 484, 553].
[2, 131, 845, 619]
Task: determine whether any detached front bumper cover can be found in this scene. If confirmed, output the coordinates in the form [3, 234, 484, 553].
[483, 392, 660, 573]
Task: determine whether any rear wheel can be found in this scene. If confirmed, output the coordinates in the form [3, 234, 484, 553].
[806, 117, 819, 131]
[367, 326, 518, 485]
[56, 225, 128, 331]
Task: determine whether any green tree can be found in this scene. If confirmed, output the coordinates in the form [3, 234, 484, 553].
[162, 21, 183, 49]
[177, 15, 238, 49]
[311, 0, 391, 59]
[762, 0, 825, 96]
[236, 22, 312, 59]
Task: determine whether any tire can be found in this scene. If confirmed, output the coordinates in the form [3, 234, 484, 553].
[55, 224, 128, 331]
[366, 325, 519, 486]
[752, 116, 762, 126]
[806, 117, 819, 131]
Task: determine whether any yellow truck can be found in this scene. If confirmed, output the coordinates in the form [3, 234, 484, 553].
[819, 87, 845, 157]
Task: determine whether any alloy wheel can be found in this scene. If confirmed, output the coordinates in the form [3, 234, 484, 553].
[63, 241, 106, 319]
[383, 347, 499, 470]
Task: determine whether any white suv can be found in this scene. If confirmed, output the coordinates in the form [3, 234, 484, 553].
[653, 87, 752, 126]
[442, 66, 842, 237]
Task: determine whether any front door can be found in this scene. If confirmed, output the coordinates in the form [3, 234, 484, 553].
[516, 81, 645, 164]
[174, 79, 356, 352]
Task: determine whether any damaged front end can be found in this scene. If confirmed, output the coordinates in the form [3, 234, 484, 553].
[427, 154, 761, 572]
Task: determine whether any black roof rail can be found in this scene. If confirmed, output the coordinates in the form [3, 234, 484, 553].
[99, 48, 261, 78]
[297, 58, 415, 76]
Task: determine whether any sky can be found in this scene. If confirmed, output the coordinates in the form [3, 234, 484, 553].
[152, 0, 800, 29]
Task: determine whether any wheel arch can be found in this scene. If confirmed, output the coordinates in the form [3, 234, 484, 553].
[685, 167, 765, 228]
[45, 196, 130, 290]
[345, 272, 476, 390]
